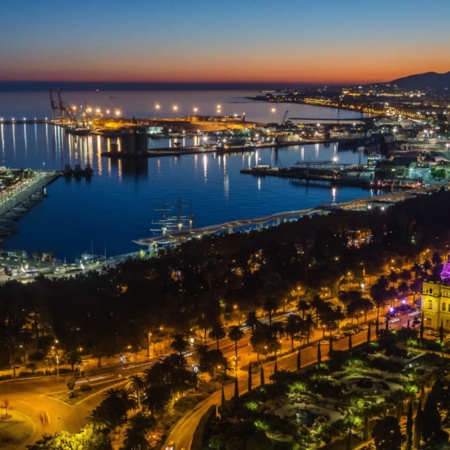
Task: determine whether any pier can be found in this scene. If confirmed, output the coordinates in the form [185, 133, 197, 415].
[240, 164, 375, 187]
[0, 170, 62, 238]
[134, 184, 443, 253]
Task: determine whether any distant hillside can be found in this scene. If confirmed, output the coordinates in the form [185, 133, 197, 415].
[388, 71, 450, 92]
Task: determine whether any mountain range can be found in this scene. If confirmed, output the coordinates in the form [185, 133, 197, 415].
[388, 71, 450, 92]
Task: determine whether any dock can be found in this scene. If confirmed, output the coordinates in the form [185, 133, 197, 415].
[240, 164, 375, 188]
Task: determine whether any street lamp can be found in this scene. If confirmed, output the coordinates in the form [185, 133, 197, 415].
[52, 339, 60, 384]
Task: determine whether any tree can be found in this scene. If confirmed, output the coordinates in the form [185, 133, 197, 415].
[302, 312, 316, 344]
[228, 325, 244, 368]
[125, 375, 146, 410]
[317, 341, 321, 364]
[121, 412, 156, 450]
[285, 313, 302, 350]
[342, 413, 363, 450]
[170, 334, 189, 355]
[422, 393, 441, 442]
[142, 385, 172, 417]
[405, 400, 413, 450]
[26, 425, 112, 450]
[297, 299, 310, 319]
[209, 321, 226, 350]
[248, 362, 252, 392]
[245, 310, 260, 333]
[198, 348, 228, 377]
[414, 403, 422, 449]
[296, 348, 301, 370]
[260, 365, 265, 385]
[90, 388, 133, 432]
[372, 415, 402, 450]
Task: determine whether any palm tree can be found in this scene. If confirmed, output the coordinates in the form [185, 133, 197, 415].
[90, 388, 132, 432]
[370, 288, 388, 335]
[285, 313, 302, 350]
[228, 325, 244, 367]
[245, 310, 260, 333]
[296, 299, 310, 319]
[302, 312, 316, 344]
[262, 296, 280, 325]
[125, 375, 146, 410]
[208, 321, 226, 350]
[122, 412, 156, 450]
[170, 333, 189, 355]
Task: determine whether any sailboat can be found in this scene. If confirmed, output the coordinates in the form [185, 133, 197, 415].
[151, 196, 194, 237]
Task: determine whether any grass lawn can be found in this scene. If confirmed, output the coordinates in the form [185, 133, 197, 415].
[0, 410, 35, 450]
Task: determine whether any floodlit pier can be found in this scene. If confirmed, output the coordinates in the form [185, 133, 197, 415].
[0, 170, 61, 218]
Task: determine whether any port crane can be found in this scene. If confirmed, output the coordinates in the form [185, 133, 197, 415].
[281, 110, 289, 125]
[49, 89, 71, 122]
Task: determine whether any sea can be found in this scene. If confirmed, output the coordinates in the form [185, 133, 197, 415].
[0, 89, 375, 262]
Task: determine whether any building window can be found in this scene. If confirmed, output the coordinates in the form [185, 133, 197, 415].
[443, 303, 447, 312]
[426, 317, 432, 325]
[428, 300, 432, 309]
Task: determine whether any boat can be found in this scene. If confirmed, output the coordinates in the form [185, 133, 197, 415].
[63, 164, 94, 178]
[64, 125, 91, 136]
[151, 197, 194, 237]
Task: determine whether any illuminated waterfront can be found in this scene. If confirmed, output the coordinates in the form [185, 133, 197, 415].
[0, 90, 371, 261]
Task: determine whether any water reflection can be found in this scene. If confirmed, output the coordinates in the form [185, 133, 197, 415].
[0, 122, 369, 260]
[23, 123, 28, 156]
[203, 154, 208, 179]
[0, 124, 4, 159]
[12, 123, 16, 154]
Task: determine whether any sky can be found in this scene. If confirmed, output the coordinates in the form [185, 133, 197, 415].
[1, 0, 449, 86]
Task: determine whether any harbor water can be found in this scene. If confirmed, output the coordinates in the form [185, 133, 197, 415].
[0, 89, 373, 261]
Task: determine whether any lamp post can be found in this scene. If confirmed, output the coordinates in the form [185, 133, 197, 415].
[52, 339, 60, 384]
[147, 331, 152, 358]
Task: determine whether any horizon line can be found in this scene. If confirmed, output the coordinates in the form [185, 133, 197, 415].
[0, 80, 377, 92]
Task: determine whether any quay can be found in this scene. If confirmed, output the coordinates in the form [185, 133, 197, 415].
[0, 118, 48, 125]
[0, 170, 61, 237]
[105, 137, 366, 159]
[240, 164, 375, 188]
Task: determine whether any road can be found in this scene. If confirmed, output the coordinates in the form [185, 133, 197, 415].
[165, 304, 422, 450]
[0, 358, 153, 448]
[0, 302, 417, 449]
[165, 328, 372, 450]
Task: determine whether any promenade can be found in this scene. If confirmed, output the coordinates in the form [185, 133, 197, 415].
[0, 170, 61, 218]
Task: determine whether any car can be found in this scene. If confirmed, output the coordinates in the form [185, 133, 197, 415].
[408, 310, 421, 317]
[390, 317, 400, 323]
